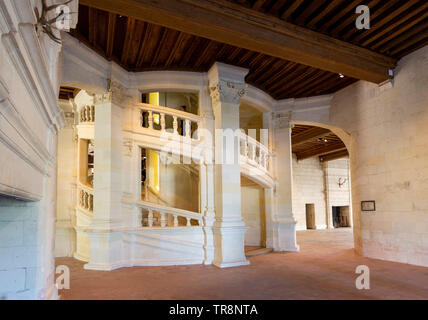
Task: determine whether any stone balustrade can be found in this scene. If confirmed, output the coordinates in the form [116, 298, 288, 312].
[239, 132, 270, 172]
[78, 183, 93, 213]
[80, 105, 95, 123]
[138, 103, 201, 140]
[136, 200, 202, 228]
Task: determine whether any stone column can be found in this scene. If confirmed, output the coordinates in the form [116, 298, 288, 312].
[272, 112, 299, 252]
[263, 112, 274, 248]
[323, 162, 334, 229]
[208, 62, 249, 267]
[85, 91, 123, 270]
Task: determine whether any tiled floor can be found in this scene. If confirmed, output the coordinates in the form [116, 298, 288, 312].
[56, 228, 428, 299]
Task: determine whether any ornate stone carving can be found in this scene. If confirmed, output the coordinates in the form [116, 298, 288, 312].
[93, 80, 137, 107]
[209, 80, 247, 105]
[93, 92, 112, 105]
[123, 139, 133, 157]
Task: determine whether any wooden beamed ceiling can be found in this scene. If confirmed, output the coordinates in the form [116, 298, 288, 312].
[73, 1, 427, 100]
[59, 86, 81, 100]
[292, 125, 348, 161]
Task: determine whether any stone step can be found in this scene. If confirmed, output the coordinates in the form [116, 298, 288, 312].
[245, 247, 273, 258]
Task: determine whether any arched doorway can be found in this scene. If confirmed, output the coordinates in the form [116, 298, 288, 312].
[290, 122, 356, 252]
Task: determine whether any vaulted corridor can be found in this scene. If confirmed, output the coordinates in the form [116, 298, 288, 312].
[56, 229, 428, 300]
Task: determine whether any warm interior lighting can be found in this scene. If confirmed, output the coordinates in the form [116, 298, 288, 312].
[339, 73, 345, 78]
[148, 92, 160, 106]
[153, 113, 160, 125]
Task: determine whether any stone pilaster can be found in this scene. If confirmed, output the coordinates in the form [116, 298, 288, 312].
[85, 90, 124, 270]
[208, 62, 249, 267]
[272, 111, 299, 252]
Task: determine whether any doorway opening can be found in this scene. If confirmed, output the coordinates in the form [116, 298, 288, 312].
[305, 203, 316, 229]
[332, 206, 350, 228]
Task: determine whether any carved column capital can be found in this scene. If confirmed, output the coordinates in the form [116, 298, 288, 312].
[94, 80, 137, 106]
[209, 80, 247, 105]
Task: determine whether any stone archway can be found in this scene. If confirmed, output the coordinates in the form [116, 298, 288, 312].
[290, 120, 359, 253]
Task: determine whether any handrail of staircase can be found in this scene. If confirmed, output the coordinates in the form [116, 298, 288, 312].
[135, 199, 202, 227]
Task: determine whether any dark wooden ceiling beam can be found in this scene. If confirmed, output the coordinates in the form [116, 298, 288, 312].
[280, 0, 305, 20]
[292, 127, 331, 147]
[330, 0, 383, 37]
[389, 30, 428, 56]
[362, 5, 428, 48]
[318, 0, 361, 33]
[252, 0, 266, 11]
[88, 7, 96, 44]
[80, 0, 396, 83]
[307, 0, 342, 28]
[319, 149, 349, 162]
[377, 19, 428, 53]
[350, 0, 421, 43]
[294, 0, 326, 26]
[268, 0, 287, 16]
[121, 17, 136, 64]
[106, 12, 117, 58]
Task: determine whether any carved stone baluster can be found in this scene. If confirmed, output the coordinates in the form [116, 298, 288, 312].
[160, 113, 166, 132]
[89, 194, 93, 211]
[244, 138, 249, 159]
[148, 209, 153, 227]
[91, 105, 95, 122]
[173, 116, 178, 135]
[186, 217, 191, 227]
[148, 111, 153, 130]
[160, 212, 166, 227]
[185, 119, 191, 139]
[86, 191, 90, 210]
[173, 215, 178, 227]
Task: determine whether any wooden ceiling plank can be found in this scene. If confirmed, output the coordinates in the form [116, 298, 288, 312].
[363, 6, 428, 48]
[296, 143, 347, 161]
[319, 149, 349, 162]
[165, 32, 186, 67]
[294, 0, 327, 26]
[394, 38, 428, 58]
[279, 69, 327, 95]
[88, 7, 96, 44]
[268, 0, 287, 16]
[307, 0, 342, 28]
[136, 23, 152, 67]
[269, 65, 313, 93]
[280, 0, 305, 20]
[288, 72, 337, 97]
[121, 17, 136, 64]
[330, 0, 384, 37]
[151, 28, 169, 66]
[262, 61, 297, 87]
[378, 20, 428, 53]
[106, 12, 117, 58]
[390, 31, 428, 56]
[292, 127, 331, 147]
[318, 0, 361, 33]
[350, 0, 421, 43]
[79, 0, 395, 83]
[252, 0, 267, 11]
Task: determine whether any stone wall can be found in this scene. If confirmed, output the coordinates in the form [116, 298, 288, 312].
[330, 45, 428, 267]
[0, 0, 78, 299]
[292, 156, 350, 230]
[292, 155, 326, 230]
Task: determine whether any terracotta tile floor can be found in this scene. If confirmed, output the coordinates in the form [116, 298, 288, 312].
[56, 228, 428, 300]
